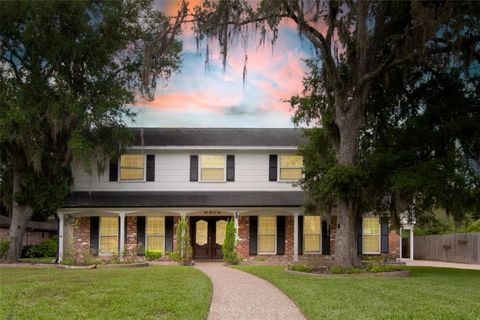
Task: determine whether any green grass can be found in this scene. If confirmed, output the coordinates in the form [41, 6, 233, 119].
[234, 266, 480, 320]
[0, 266, 212, 320]
[18, 257, 56, 264]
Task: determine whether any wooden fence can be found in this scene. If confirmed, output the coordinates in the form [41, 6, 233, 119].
[414, 233, 480, 264]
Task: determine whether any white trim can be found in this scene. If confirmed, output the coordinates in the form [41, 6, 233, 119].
[128, 146, 298, 151]
[257, 216, 277, 255]
[145, 216, 166, 253]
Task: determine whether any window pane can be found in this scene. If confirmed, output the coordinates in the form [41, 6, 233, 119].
[147, 217, 165, 236]
[216, 220, 227, 245]
[120, 155, 144, 167]
[279, 168, 302, 180]
[363, 235, 380, 253]
[100, 236, 118, 254]
[147, 236, 164, 252]
[304, 216, 321, 252]
[258, 217, 276, 253]
[363, 217, 380, 235]
[201, 168, 224, 181]
[196, 220, 208, 245]
[120, 168, 144, 180]
[200, 155, 224, 168]
[100, 217, 118, 236]
[280, 155, 303, 168]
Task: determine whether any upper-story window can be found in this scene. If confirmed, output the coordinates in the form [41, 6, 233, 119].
[279, 155, 303, 181]
[200, 155, 225, 182]
[120, 155, 145, 181]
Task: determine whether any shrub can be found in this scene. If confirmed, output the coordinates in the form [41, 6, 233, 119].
[145, 250, 162, 261]
[22, 236, 58, 258]
[289, 263, 313, 273]
[222, 219, 240, 265]
[0, 240, 8, 260]
[175, 217, 192, 265]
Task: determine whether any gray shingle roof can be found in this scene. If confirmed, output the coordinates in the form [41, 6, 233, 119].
[64, 191, 304, 208]
[131, 128, 306, 147]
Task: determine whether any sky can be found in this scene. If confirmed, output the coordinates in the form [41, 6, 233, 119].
[127, 0, 313, 128]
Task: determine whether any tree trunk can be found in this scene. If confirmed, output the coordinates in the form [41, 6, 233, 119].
[6, 162, 33, 263]
[333, 98, 363, 267]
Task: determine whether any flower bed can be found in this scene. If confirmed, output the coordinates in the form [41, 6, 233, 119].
[286, 262, 410, 277]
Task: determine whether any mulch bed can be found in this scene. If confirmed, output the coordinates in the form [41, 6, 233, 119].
[284, 268, 410, 277]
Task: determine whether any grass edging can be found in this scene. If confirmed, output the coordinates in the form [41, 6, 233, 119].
[284, 268, 410, 277]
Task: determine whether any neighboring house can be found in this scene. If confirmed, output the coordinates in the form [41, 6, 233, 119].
[0, 215, 57, 246]
[58, 128, 399, 261]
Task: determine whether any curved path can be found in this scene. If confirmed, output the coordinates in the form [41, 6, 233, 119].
[195, 262, 305, 320]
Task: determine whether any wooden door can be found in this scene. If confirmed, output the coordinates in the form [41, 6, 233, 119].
[192, 217, 229, 259]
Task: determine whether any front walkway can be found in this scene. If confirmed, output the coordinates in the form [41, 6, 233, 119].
[195, 262, 305, 320]
[401, 259, 480, 270]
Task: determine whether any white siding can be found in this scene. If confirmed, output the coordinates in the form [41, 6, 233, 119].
[72, 149, 301, 192]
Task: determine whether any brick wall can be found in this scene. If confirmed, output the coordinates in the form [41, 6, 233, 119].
[388, 230, 400, 258]
[285, 216, 294, 257]
[73, 217, 90, 258]
[236, 216, 249, 258]
[329, 217, 337, 256]
[1, 227, 55, 246]
[126, 216, 137, 256]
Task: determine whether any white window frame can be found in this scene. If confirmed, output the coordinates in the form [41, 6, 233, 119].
[99, 217, 119, 256]
[198, 154, 227, 182]
[118, 154, 146, 182]
[362, 217, 381, 255]
[303, 216, 322, 254]
[257, 216, 277, 255]
[145, 216, 166, 253]
[278, 154, 303, 182]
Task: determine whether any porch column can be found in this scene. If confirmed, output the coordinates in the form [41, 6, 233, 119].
[58, 212, 64, 262]
[399, 227, 403, 259]
[409, 227, 414, 261]
[293, 212, 299, 262]
[119, 212, 126, 260]
[234, 210, 239, 241]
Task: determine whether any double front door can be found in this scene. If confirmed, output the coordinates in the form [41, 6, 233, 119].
[191, 217, 228, 260]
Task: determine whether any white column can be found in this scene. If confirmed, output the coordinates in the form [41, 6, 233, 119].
[293, 212, 299, 262]
[119, 213, 126, 260]
[410, 227, 414, 261]
[58, 212, 64, 262]
[399, 227, 403, 260]
[234, 210, 239, 241]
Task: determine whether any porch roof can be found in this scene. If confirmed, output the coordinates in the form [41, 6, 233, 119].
[64, 191, 304, 208]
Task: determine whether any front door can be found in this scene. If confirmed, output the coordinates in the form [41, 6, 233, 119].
[191, 217, 228, 260]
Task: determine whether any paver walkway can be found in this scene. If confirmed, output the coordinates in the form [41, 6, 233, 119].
[401, 259, 480, 270]
[195, 262, 305, 320]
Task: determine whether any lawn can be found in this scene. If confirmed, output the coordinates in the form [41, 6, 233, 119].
[235, 266, 480, 320]
[0, 266, 212, 320]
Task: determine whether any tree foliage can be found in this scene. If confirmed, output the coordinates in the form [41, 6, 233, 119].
[222, 219, 240, 264]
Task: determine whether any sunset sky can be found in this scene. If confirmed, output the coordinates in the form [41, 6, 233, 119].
[127, 0, 313, 128]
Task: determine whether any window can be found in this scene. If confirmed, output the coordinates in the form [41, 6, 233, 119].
[99, 217, 118, 254]
[304, 216, 321, 253]
[120, 154, 144, 180]
[216, 220, 227, 245]
[363, 217, 380, 254]
[279, 155, 303, 181]
[258, 216, 276, 254]
[200, 155, 225, 181]
[146, 217, 165, 252]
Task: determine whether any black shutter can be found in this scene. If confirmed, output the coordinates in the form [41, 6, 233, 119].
[269, 155, 278, 181]
[357, 217, 363, 254]
[90, 217, 99, 256]
[249, 216, 258, 255]
[118, 217, 121, 252]
[381, 217, 389, 253]
[165, 216, 174, 252]
[137, 216, 146, 256]
[298, 215, 304, 255]
[146, 155, 155, 181]
[190, 155, 198, 182]
[276, 216, 285, 255]
[226, 155, 235, 181]
[109, 157, 118, 181]
[322, 219, 330, 255]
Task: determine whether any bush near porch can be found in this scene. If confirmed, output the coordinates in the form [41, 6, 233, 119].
[235, 266, 480, 320]
[0, 266, 212, 320]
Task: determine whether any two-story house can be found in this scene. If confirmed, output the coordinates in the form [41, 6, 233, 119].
[58, 128, 399, 262]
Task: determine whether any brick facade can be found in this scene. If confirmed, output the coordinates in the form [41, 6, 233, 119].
[0, 227, 55, 246]
[67, 214, 400, 261]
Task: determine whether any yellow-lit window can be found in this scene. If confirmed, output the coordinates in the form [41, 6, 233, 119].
[120, 154, 144, 180]
[99, 217, 118, 254]
[216, 220, 227, 245]
[363, 217, 380, 254]
[200, 155, 225, 181]
[147, 217, 165, 252]
[279, 155, 303, 181]
[258, 216, 276, 254]
[304, 216, 321, 253]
